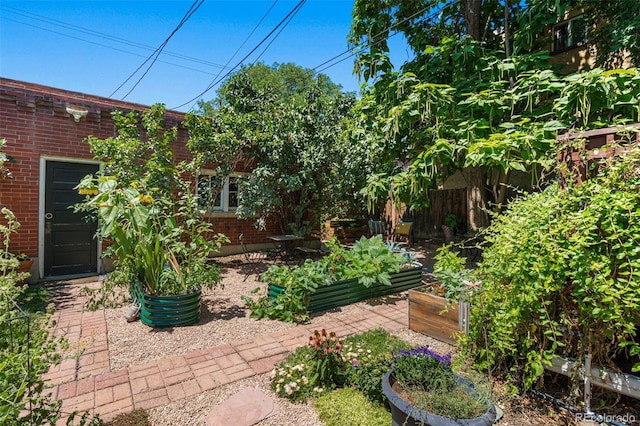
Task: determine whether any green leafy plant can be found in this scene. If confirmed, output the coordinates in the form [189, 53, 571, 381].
[392, 347, 489, 419]
[0, 208, 100, 425]
[76, 105, 228, 297]
[313, 387, 391, 426]
[428, 244, 479, 301]
[0, 138, 14, 179]
[270, 329, 347, 402]
[191, 62, 369, 234]
[342, 328, 410, 405]
[463, 148, 640, 388]
[242, 235, 414, 322]
[444, 214, 459, 230]
[307, 329, 348, 389]
[0, 208, 29, 294]
[270, 328, 408, 405]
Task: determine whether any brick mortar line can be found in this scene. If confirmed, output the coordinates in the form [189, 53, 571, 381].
[58, 301, 410, 416]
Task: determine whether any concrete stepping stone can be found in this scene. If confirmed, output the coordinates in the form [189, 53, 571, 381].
[205, 387, 279, 426]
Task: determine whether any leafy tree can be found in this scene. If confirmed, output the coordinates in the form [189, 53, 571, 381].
[191, 63, 372, 234]
[515, 0, 640, 68]
[349, 0, 640, 231]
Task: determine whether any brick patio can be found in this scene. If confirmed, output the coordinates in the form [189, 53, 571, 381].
[41, 279, 410, 424]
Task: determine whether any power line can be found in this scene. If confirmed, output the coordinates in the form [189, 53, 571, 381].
[312, 0, 455, 77]
[173, 0, 306, 111]
[251, 1, 302, 66]
[2, 16, 222, 77]
[1, 5, 231, 72]
[110, 0, 205, 100]
[184, 0, 280, 111]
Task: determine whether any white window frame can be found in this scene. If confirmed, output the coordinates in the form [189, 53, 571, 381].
[197, 171, 246, 214]
[552, 15, 586, 53]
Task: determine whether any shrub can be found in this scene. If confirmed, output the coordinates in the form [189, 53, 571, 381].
[307, 329, 348, 388]
[342, 328, 410, 405]
[270, 346, 318, 402]
[271, 329, 347, 402]
[271, 328, 410, 405]
[464, 148, 640, 388]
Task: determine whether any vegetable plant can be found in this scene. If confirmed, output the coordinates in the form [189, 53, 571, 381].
[242, 235, 415, 322]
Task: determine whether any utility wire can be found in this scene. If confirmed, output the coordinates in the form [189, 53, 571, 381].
[312, 0, 456, 77]
[251, 1, 302, 65]
[1, 5, 231, 71]
[2, 16, 222, 76]
[173, 0, 306, 111]
[185, 0, 280, 111]
[111, 0, 205, 100]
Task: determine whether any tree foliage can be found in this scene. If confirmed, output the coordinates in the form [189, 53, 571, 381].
[349, 0, 640, 230]
[192, 63, 372, 234]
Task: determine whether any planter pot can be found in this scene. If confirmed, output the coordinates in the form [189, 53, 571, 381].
[132, 282, 201, 327]
[408, 288, 469, 345]
[17, 259, 34, 285]
[268, 266, 422, 313]
[382, 370, 497, 426]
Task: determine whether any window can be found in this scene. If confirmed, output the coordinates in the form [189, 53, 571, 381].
[197, 171, 245, 213]
[552, 15, 586, 53]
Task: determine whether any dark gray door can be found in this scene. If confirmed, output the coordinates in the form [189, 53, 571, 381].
[44, 161, 99, 276]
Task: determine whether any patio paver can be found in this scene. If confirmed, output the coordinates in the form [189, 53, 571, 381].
[43, 280, 409, 424]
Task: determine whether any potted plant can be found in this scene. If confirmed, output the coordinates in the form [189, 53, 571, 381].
[408, 245, 478, 344]
[75, 105, 228, 327]
[382, 346, 496, 426]
[243, 236, 422, 322]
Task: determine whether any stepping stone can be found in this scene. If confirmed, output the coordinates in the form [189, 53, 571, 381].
[205, 387, 279, 426]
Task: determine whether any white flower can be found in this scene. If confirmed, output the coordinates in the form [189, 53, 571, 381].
[301, 376, 308, 384]
[284, 384, 292, 395]
[278, 378, 284, 384]
[270, 369, 277, 378]
[313, 387, 323, 393]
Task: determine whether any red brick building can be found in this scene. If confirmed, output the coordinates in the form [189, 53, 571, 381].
[0, 78, 282, 282]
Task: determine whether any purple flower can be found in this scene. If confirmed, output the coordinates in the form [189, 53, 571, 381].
[393, 346, 452, 368]
[351, 359, 360, 367]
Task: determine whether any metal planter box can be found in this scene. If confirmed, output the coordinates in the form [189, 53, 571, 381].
[269, 266, 422, 313]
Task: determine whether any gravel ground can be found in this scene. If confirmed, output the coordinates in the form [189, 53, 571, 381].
[102, 249, 450, 425]
[102, 249, 606, 426]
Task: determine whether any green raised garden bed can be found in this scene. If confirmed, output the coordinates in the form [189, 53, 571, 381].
[132, 282, 201, 327]
[268, 266, 422, 313]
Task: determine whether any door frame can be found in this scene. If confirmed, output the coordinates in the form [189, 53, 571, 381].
[39, 156, 102, 279]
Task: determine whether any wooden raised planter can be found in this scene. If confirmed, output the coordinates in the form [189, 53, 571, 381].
[408, 288, 469, 345]
[269, 266, 422, 313]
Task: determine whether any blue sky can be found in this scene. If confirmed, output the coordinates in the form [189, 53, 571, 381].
[0, 1, 410, 112]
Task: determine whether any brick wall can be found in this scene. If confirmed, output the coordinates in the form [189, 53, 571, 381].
[0, 78, 282, 269]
